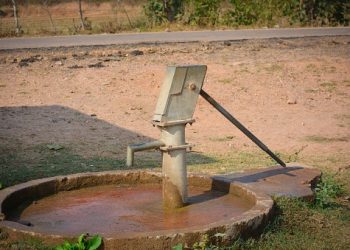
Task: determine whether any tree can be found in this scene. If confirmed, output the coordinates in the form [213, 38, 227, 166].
[41, 0, 56, 33]
[116, 0, 133, 28]
[10, 0, 21, 35]
[144, 0, 183, 25]
[163, 0, 182, 22]
[78, 0, 85, 30]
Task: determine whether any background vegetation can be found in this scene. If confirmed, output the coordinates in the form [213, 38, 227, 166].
[0, 0, 349, 37]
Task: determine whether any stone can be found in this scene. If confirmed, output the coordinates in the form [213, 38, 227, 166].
[287, 98, 297, 104]
[130, 50, 144, 56]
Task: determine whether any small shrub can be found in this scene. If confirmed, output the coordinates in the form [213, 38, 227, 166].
[187, 0, 222, 26]
[144, 0, 183, 26]
[314, 176, 343, 209]
[144, 0, 165, 26]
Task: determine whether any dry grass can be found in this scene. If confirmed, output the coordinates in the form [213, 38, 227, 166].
[0, 2, 146, 36]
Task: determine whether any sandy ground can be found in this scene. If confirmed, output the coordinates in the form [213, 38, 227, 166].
[0, 36, 349, 168]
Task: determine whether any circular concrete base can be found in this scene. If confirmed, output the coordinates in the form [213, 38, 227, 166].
[0, 170, 273, 249]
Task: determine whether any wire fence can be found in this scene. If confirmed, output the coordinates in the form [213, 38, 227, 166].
[0, 2, 145, 36]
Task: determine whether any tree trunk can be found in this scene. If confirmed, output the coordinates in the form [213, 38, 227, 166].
[118, 0, 133, 28]
[78, 0, 85, 30]
[42, 0, 57, 33]
[163, 0, 174, 22]
[10, 0, 21, 35]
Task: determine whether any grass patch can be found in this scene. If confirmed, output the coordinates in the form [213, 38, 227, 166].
[176, 170, 349, 249]
[334, 113, 350, 128]
[218, 78, 233, 85]
[304, 135, 349, 143]
[208, 135, 235, 142]
[0, 236, 52, 250]
[1, 143, 350, 249]
[232, 194, 350, 250]
[188, 151, 277, 174]
[304, 88, 319, 93]
[314, 176, 343, 209]
[320, 81, 337, 92]
[0, 143, 127, 188]
[263, 63, 283, 73]
[306, 63, 319, 73]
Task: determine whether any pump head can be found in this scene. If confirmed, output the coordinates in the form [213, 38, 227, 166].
[153, 65, 207, 125]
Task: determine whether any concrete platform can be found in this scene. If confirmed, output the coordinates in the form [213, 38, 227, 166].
[0, 170, 274, 249]
[213, 164, 322, 200]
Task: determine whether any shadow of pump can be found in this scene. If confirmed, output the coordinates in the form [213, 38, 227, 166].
[217, 166, 303, 183]
[0, 105, 215, 186]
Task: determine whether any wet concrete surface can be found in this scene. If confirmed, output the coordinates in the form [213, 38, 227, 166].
[9, 183, 253, 236]
[213, 165, 321, 200]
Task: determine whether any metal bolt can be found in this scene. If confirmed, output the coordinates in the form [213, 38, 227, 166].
[189, 83, 196, 91]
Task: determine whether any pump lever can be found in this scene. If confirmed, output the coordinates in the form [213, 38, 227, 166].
[200, 89, 286, 167]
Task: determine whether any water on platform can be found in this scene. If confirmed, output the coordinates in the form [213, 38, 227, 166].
[10, 184, 253, 236]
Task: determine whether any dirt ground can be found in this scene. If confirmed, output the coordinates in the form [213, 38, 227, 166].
[0, 36, 349, 171]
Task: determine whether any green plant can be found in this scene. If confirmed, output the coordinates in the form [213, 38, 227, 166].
[314, 176, 343, 209]
[186, 0, 222, 26]
[55, 234, 102, 250]
[144, 0, 183, 25]
[191, 233, 227, 250]
[172, 243, 183, 250]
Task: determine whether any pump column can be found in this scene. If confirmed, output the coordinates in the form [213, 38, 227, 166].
[154, 120, 192, 209]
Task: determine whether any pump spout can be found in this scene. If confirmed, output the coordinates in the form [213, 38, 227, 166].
[126, 140, 165, 167]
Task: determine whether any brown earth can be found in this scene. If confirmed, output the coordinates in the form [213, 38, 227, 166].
[0, 36, 349, 170]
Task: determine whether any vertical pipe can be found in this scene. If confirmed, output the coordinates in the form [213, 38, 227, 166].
[126, 146, 134, 167]
[161, 124, 187, 209]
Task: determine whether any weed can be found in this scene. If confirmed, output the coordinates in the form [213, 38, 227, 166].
[286, 145, 307, 162]
[191, 233, 228, 250]
[314, 176, 343, 209]
[55, 234, 102, 250]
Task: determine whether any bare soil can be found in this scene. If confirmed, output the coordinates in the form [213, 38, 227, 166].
[0, 36, 349, 170]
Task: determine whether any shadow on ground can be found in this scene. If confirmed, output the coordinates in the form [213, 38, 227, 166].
[0, 105, 215, 187]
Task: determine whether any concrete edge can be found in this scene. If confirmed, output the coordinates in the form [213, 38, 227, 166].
[0, 170, 274, 249]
